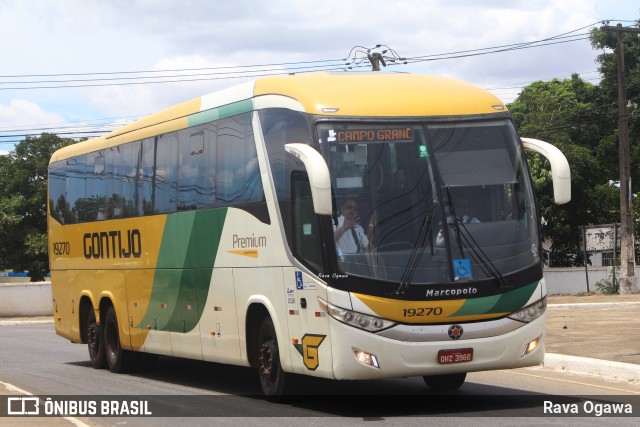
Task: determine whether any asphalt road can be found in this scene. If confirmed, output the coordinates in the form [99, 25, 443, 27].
[0, 322, 639, 426]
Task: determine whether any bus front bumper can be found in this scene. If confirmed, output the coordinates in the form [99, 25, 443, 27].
[328, 314, 546, 380]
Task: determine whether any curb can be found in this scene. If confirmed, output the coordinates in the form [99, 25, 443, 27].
[543, 353, 640, 382]
[0, 318, 52, 326]
[548, 302, 640, 310]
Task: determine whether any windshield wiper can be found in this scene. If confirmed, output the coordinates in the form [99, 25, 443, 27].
[450, 218, 509, 289]
[444, 187, 465, 259]
[395, 213, 433, 295]
[444, 187, 510, 289]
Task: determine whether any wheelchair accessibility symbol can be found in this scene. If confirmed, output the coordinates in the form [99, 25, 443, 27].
[453, 258, 472, 280]
[295, 271, 304, 290]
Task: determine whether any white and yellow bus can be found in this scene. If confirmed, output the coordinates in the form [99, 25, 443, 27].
[48, 71, 570, 399]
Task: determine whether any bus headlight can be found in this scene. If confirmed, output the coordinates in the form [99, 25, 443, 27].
[318, 298, 396, 332]
[507, 297, 547, 323]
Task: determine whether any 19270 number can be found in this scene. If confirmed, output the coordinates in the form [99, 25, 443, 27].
[402, 307, 443, 317]
[52, 241, 70, 256]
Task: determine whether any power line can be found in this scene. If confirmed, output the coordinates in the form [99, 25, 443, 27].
[405, 33, 590, 62]
[403, 36, 590, 66]
[0, 113, 144, 132]
[0, 66, 350, 91]
[0, 22, 604, 91]
[0, 58, 348, 79]
[0, 130, 109, 139]
[1, 20, 634, 146]
[0, 62, 350, 87]
[2, 72, 636, 143]
[484, 70, 602, 91]
[398, 20, 602, 64]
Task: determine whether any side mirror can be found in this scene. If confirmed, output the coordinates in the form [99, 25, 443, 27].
[284, 143, 332, 215]
[521, 137, 571, 205]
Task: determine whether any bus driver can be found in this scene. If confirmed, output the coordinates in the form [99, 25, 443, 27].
[334, 198, 369, 254]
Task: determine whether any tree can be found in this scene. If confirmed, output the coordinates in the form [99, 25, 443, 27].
[590, 22, 640, 262]
[507, 18, 640, 267]
[0, 134, 74, 281]
[590, 23, 640, 182]
[509, 75, 619, 266]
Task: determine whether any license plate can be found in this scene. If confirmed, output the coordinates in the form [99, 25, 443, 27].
[438, 348, 473, 364]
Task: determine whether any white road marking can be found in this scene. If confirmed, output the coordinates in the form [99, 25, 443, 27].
[0, 380, 92, 426]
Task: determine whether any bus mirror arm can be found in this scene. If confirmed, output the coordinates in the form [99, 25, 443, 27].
[521, 137, 571, 205]
[284, 143, 333, 215]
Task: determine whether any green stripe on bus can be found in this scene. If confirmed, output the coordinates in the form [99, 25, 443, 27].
[188, 99, 254, 127]
[451, 281, 538, 317]
[451, 293, 502, 316]
[140, 208, 228, 332]
[489, 281, 538, 313]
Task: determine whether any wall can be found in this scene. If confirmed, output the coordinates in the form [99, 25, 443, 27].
[543, 266, 640, 294]
[544, 266, 609, 295]
[0, 282, 53, 317]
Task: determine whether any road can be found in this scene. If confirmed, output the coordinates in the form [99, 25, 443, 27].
[0, 321, 639, 426]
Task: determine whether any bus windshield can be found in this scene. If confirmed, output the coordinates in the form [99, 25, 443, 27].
[317, 120, 539, 285]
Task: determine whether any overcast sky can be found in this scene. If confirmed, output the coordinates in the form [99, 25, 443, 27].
[0, 0, 638, 154]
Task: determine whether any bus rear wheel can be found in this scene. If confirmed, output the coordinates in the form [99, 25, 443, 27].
[257, 317, 288, 401]
[423, 373, 466, 392]
[87, 308, 105, 369]
[103, 306, 131, 373]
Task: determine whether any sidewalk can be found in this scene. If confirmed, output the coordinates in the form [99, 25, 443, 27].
[545, 293, 640, 381]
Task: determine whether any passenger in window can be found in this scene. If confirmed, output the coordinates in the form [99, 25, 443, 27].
[334, 198, 369, 254]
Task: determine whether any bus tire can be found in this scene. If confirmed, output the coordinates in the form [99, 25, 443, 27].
[257, 317, 288, 401]
[87, 307, 106, 369]
[423, 372, 466, 392]
[103, 306, 131, 373]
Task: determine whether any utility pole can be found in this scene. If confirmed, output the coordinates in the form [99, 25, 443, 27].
[346, 45, 406, 71]
[600, 23, 640, 293]
[367, 52, 386, 71]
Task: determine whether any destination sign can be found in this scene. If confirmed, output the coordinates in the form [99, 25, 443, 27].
[334, 128, 414, 143]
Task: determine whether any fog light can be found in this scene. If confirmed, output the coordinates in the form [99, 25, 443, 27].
[355, 350, 380, 368]
[522, 336, 541, 357]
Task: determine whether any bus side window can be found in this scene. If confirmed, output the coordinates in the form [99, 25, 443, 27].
[85, 151, 104, 221]
[65, 155, 87, 224]
[203, 128, 217, 208]
[121, 141, 141, 218]
[155, 134, 178, 214]
[48, 160, 67, 224]
[215, 113, 263, 205]
[140, 138, 155, 215]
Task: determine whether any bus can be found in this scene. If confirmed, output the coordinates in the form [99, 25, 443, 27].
[48, 71, 570, 400]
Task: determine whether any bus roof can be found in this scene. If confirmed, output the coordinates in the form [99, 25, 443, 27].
[50, 72, 506, 162]
[255, 72, 505, 116]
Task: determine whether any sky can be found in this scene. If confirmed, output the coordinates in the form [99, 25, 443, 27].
[0, 0, 638, 154]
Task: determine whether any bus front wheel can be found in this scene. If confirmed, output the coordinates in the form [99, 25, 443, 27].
[87, 307, 105, 369]
[103, 306, 131, 373]
[257, 317, 288, 401]
[423, 373, 466, 392]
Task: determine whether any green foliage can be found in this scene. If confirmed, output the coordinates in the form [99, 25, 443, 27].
[594, 267, 620, 294]
[509, 75, 618, 266]
[0, 134, 75, 281]
[507, 19, 640, 266]
[590, 24, 640, 193]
